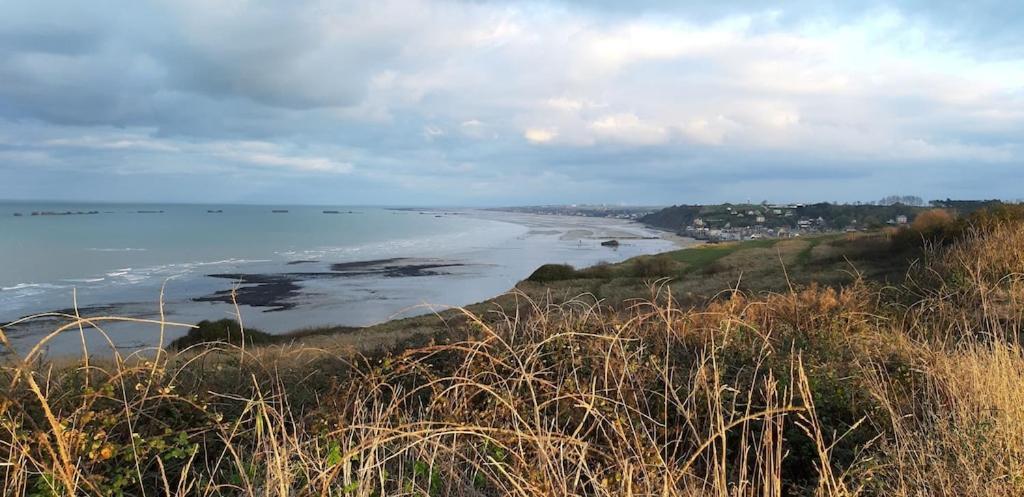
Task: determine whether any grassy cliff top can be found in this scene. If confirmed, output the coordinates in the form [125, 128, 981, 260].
[6, 207, 1024, 496]
[233, 230, 916, 356]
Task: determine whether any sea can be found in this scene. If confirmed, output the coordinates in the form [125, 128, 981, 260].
[0, 201, 684, 356]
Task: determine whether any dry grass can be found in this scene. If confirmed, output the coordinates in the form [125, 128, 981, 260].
[3, 219, 1024, 496]
[867, 341, 1024, 496]
[1, 298, 841, 496]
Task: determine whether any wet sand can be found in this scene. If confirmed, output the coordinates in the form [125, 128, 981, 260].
[3, 210, 693, 357]
[195, 258, 468, 312]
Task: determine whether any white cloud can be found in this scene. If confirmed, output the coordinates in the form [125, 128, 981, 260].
[231, 152, 353, 173]
[459, 119, 490, 138]
[43, 135, 180, 152]
[524, 127, 558, 144]
[206, 141, 353, 173]
[2, 1, 1023, 203]
[546, 98, 585, 111]
[682, 116, 739, 145]
[35, 132, 356, 175]
[588, 114, 669, 145]
[422, 124, 445, 139]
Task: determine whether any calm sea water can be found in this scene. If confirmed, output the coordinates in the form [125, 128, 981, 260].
[0, 201, 681, 355]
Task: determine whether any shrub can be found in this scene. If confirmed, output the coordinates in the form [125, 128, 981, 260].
[576, 261, 614, 279]
[890, 208, 959, 250]
[526, 263, 578, 282]
[632, 254, 676, 277]
[168, 318, 276, 350]
[968, 203, 1024, 231]
[911, 208, 954, 233]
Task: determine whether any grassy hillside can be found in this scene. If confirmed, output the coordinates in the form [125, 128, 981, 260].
[4, 207, 1024, 496]
[641, 202, 930, 231]
[171, 231, 913, 357]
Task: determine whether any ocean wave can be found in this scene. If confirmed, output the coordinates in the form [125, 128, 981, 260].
[0, 283, 68, 309]
[1, 282, 65, 292]
[87, 247, 148, 252]
[277, 222, 525, 261]
[103, 258, 273, 283]
[0, 258, 280, 316]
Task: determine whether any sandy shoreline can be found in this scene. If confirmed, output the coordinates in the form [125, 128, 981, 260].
[2, 210, 693, 356]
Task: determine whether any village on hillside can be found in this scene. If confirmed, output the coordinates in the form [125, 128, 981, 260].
[656, 203, 910, 241]
[501, 198, 1006, 242]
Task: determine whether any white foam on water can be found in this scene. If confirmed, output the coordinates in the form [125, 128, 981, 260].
[86, 247, 148, 252]
[0, 283, 70, 316]
[1, 282, 66, 292]
[277, 218, 526, 262]
[2, 258, 277, 316]
[64, 278, 106, 283]
[100, 258, 274, 287]
[106, 268, 132, 277]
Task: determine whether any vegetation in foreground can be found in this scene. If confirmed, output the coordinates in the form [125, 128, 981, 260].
[3, 206, 1024, 496]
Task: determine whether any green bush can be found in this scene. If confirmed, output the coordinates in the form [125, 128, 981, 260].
[889, 205, 1024, 252]
[969, 203, 1024, 230]
[632, 255, 677, 278]
[577, 261, 614, 279]
[169, 319, 276, 350]
[526, 263, 578, 282]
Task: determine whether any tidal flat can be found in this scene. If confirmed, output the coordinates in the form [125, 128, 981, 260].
[1, 207, 690, 356]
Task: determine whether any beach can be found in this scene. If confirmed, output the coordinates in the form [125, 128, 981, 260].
[1, 205, 692, 356]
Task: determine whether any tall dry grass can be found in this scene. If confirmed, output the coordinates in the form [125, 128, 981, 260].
[3, 216, 1024, 496]
[2, 297, 853, 496]
[864, 219, 1024, 496]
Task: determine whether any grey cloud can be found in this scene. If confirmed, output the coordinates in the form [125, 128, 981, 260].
[0, 0, 1022, 205]
[553, 0, 1024, 57]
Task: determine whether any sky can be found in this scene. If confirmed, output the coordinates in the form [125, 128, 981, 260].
[0, 0, 1022, 206]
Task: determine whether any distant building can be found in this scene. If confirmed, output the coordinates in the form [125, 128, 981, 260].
[756, 215, 766, 223]
[896, 215, 909, 225]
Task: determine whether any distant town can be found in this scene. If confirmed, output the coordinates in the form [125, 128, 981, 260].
[492, 204, 659, 220]
[499, 198, 1007, 242]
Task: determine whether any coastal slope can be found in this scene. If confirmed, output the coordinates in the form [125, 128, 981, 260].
[5, 206, 1024, 496]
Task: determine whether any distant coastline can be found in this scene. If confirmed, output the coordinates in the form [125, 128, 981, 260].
[1, 205, 685, 356]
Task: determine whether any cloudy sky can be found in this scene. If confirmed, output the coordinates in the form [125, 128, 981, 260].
[1, 1, 1022, 205]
